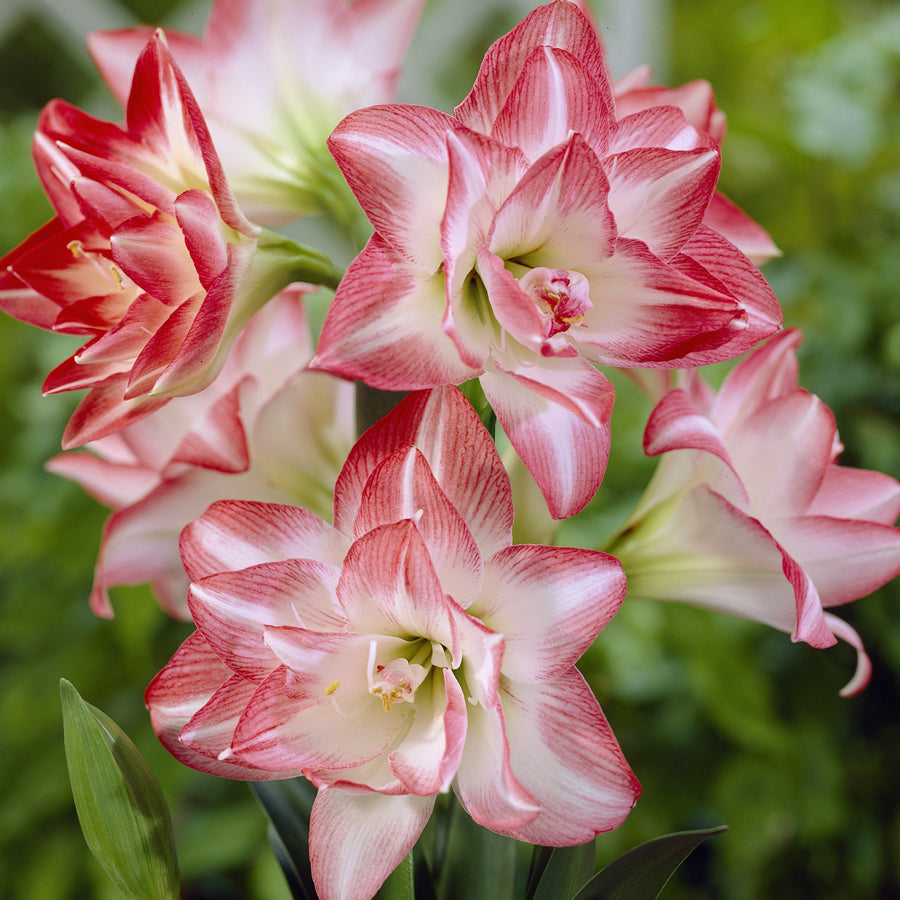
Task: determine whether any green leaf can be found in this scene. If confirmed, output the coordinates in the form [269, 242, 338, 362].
[374, 851, 415, 900]
[574, 826, 727, 900]
[251, 779, 317, 900]
[59, 679, 179, 900]
[529, 841, 596, 900]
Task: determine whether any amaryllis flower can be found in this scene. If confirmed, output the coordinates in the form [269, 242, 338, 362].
[608, 329, 900, 695]
[146, 386, 639, 900]
[87, 0, 425, 226]
[47, 288, 354, 619]
[313, 0, 781, 519]
[0, 32, 334, 448]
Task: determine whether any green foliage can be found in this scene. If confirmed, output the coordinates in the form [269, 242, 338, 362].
[59, 680, 180, 899]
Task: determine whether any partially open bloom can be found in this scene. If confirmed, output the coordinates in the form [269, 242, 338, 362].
[147, 386, 639, 899]
[47, 288, 354, 619]
[609, 329, 900, 695]
[88, 0, 425, 226]
[0, 33, 324, 447]
[314, 0, 781, 518]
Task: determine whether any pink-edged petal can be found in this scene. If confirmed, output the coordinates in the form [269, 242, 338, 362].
[604, 147, 719, 260]
[574, 238, 743, 367]
[475, 545, 625, 680]
[489, 132, 616, 270]
[188, 560, 345, 679]
[777, 515, 900, 607]
[60, 377, 170, 449]
[310, 788, 434, 900]
[823, 613, 872, 698]
[727, 390, 835, 519]
[230, 652, 408, 773]
[453, 691, 540, 831]
[175, 188, 230, 290]
[327, 104, 454, 270]
[644, 386, 736, 469]
[45, 450, 159, 509]
[180, 499, 351, 581]
[336, 521, 460, 657]
[704, 192, 781, 265]
[389, 667, 467, 795]
[169, 381, 249, 473]
[355, 448, 484, 608]
[808, 465, 900, 524]
[312, 233, 478, 390]
[608, 105, 714, 155]
[711, 329, 801, 432]
[145, 631, 276, 780]
[497, 672, 640, 844]
[490, 47, 612, 161]
[614, 77, 725, 144]
[111, 211, 202, 305]
[480, 357, 614, 519]
[455, 0, 612, 135]
[671, 226, 782, 361]
[334, 385, 514, 559]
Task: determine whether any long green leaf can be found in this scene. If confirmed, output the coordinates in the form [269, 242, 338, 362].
[530, 842, 596, 900]
[575, 826, 727, 900]
[251, 779, 317, 900]
[59, 679, 179, 900]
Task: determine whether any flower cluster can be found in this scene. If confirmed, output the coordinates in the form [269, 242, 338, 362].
[3, 1, 899, 899]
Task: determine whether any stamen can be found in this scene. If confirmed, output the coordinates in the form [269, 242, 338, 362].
[325, 681, 340, 696]
[66, 240, 83, 259]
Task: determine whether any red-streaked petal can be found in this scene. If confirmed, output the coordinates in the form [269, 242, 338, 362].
[355, 448, 484, 608]
[180, 499, 350, 581]
[188, 560, 345, 679]
[475, 545, 625, 679]
[389, 667, 467, 795]
[704, 191, 781, 265]
[489, 133, 616, 271]
[327, 104, 454, 270]
[497, 672, 640, 844]
[490, 47, 612, 161]
[480, 358, 614, 519]
[145, 631, 277, 780]
[310, 789, 434, 900]
[454, 0, 612, 135]
[604, 147, 719, 260]
[336, 521, 460, 656]
[312, 234, 477, 390]
[334, 385, 514, 559]
[575, 238, 743, 367]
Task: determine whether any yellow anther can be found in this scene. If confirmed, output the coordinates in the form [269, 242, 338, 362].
[325, 681, 340, 696]
[109, 265, 125, 290]
[66, 240, 84, 259]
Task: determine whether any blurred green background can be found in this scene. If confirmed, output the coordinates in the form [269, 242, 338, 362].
[1, 0, 899, 897]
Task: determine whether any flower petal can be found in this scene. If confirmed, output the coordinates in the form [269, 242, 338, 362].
[309, 788, 434, 900]
[480, 357, 614, 519]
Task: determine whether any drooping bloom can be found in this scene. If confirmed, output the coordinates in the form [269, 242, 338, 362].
[0, 32, 330, 448]
[87, 0, 425, 226]
[313, 0, 781, 519]
[47, 287, 355, 619]
[608, 329, 900, 695]
[146, 385, 639, 900]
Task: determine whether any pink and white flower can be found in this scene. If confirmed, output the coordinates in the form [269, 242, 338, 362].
[47, 288, 355, 619]
[313, 0, 781, 519]
[0, 33, 323, 447]
[87, 0, 426, 226]
[146, 385, 639, 899]
[610, 329, 900, 695]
